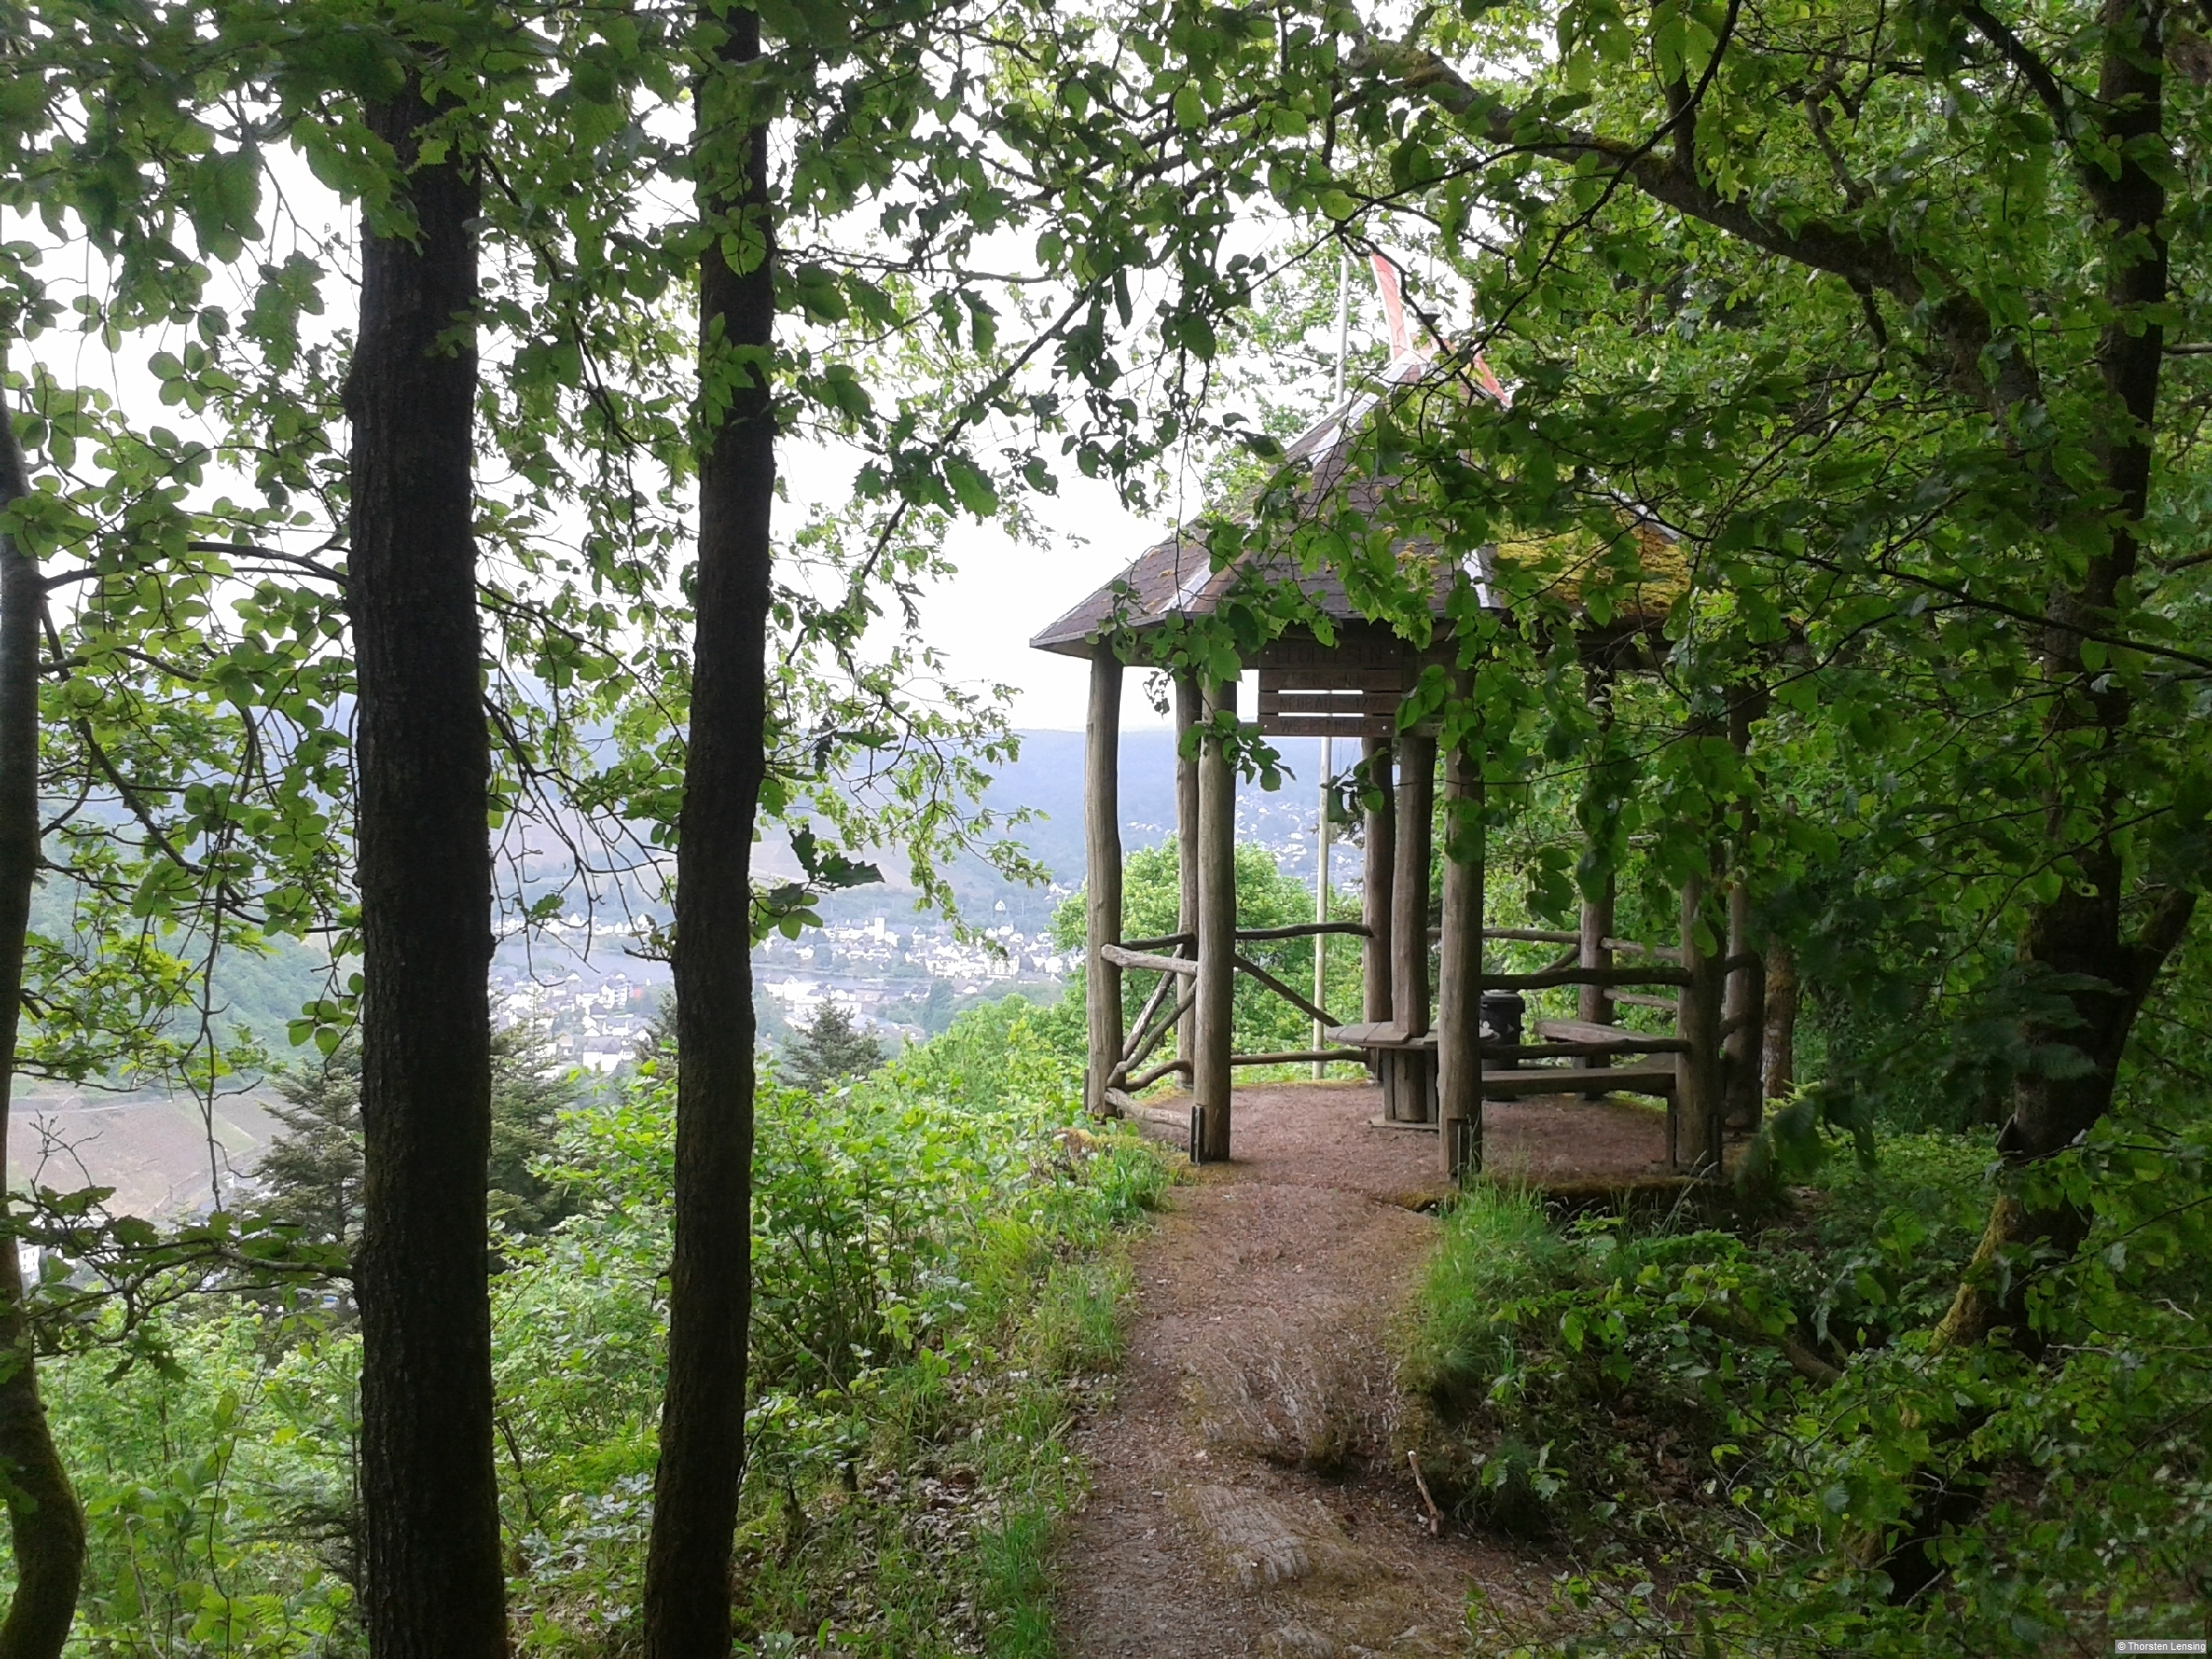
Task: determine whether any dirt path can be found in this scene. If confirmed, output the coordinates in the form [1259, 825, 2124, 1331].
[1053, 1081, 1667, 1657]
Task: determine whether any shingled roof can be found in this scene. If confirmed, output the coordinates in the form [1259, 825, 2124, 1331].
[1029, 354, 1496, 660]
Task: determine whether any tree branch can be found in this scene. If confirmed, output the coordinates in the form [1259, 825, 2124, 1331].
[1955, 0, 2078, 136]
[1348, 29, 2040, 418]
[2130, 888, 2199, 990]
[186, 541, 347, 584]
[1689, 1300, 1844, 1384]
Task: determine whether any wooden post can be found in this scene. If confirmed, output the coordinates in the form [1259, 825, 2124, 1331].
[1722, 692, 1765, 1130]
[1578, 882, 1616, 1028]
[1436, 697, 1485, 1180]
[1674, 870, 1725, 1172]
[1312, 734, 1334, 1078]
[1175, 671, 1201, 1070]
[1083, 640, 1124, 1118]
[1578, 653, 1617, 1076]
[1360, 735, 1395, 1027]
[1723, 877, 1765, 1130]
[1193, 676, 1238, 1161]
[1575, 878, 1617, 1103]
[1390, 727, 1437, 1121]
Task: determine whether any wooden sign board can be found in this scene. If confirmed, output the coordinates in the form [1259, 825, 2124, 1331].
[1255, 673, 1406, 737]
[1252, 625, 1422, 737]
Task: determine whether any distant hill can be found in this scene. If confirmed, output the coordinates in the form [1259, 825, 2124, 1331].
[11, 1084, 280, 1218]
[976, 728, 1184, 878]
[991, 726, 1339, 873]
[22, 728, 1350, 1216]
[816, 727, 1346, 932]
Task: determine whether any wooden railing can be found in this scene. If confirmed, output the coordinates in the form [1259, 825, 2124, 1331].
[1100, 921, 1371, 1111]
[1101, 919, 1764, 1177]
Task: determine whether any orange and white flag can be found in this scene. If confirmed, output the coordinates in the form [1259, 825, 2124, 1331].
[1470, 350, 1510, 406]
[1370, 252, 1410, 360]
[1371, 249, 1510, 403]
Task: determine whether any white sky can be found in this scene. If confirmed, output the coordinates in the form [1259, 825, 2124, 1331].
[11, 128, 1398, 738]
[892, 480, 1173, 732]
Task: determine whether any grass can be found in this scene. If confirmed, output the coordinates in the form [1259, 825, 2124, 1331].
[724, 1128, 1175, 1659]
[1400, 1181, 1581, 1411]
[1026, 1259, 1135, 1378]
[1395, 1128, 2002, 1567]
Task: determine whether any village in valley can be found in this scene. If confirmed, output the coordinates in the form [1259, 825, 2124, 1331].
[489, 909, 1078, 1072]
[484, 743, 1342, 1075]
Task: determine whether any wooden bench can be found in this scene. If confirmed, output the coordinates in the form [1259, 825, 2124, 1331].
[1476, 1061, 1678, 1099]
[1327, 1023, 1682, 1121]
[1326, 1021, 1438, 1122]
[1532, 1018, 1689, 1054]
[1327, 1020, 1429, 1048]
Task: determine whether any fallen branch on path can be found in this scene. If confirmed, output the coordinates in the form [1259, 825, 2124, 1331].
[1406, 1451, 1444, 1535]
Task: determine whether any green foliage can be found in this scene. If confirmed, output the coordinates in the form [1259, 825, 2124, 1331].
[44, 1314, 359, 1653]
[3, 0, 1313, 1135]
[501, 998, 1171, 1649]
[18, 988, 1170, 1653]
[887, 993, 1084, 1112]
[1412, 1119, 2212, 1654]
[10, 0, 2212, 1649]
[880, 976, 960, 1038]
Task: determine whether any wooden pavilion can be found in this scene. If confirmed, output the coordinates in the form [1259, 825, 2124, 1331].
[1029, 358, 1770, 1181]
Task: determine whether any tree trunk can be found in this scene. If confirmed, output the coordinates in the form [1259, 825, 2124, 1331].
[0, 370, 87, 1659]
[1932, 881, 2195, 1354]
[1934, 0, 2190, 1356]
[642, 7, 775, 1651]
[1760, 938, 1796, 1100]
[346, 83, 505, 1659]
[1878, 0, 2196, 1597]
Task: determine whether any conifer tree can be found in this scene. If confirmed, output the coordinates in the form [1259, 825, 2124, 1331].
[783, 1003, 885, 1093]
[258, 1044, 365, 1249]
[258, 1029, 576, 1251]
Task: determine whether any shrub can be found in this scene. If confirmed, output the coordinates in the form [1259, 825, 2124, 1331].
[1417, 1117, 2212, 1657]
[19, 990, 1171, 1658]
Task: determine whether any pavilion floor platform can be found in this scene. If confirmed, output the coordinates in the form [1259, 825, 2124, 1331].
[1119, 1077, 1689, 1206]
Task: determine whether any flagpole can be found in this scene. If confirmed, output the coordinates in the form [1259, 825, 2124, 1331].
[1315, 253, 1350, 1079]
[1334, 249, 1350, 402]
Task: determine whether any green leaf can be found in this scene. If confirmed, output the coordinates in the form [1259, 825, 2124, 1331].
[943, 455, 999, 519]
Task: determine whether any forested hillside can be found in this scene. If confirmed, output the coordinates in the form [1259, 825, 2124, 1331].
[0, 0, 2206, 1652]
